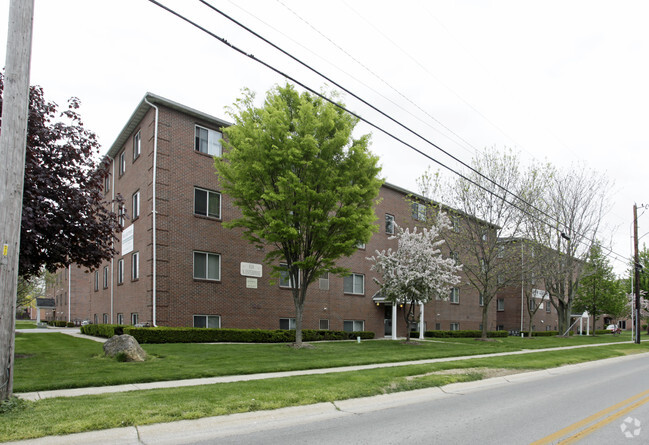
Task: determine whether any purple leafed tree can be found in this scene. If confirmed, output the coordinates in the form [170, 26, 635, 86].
[0, 74, 122, 277]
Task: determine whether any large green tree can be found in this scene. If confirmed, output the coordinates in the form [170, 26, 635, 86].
[573, 243, 626, 330]
[216, 84, 382, 346]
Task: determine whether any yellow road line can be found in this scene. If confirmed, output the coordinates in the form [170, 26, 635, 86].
[531, 388, 649, 445]
[559, 394, 649, 444]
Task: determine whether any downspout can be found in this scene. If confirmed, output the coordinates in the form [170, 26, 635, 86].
[144, 97, 158, 327]
[110, 157, 115, 324]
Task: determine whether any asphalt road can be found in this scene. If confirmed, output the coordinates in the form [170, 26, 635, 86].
[198, 353, 649, 445]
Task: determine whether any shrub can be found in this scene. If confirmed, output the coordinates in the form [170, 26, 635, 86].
[66, 322, 75, 328]
[47, 320, 68, 327]
[80, 324, 124, 338]
[120, 327, 375, 344]
[423, 330, 507, 338]
[520, 331, 559, 337]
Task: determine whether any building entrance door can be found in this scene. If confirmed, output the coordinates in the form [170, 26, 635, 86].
[384, 305, 392, 336]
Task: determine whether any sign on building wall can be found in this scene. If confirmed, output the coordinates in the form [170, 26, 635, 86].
[246, 278, 258, 289]
[240, 262, 262, 277]
[122, 225, 134, 255]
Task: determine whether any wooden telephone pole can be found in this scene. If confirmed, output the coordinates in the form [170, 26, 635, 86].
[0, 0, 34, 400]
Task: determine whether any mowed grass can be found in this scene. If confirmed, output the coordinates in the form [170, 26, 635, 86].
[14, 320, 38, 329]
[2, 341, 647, 442]
[13, 331, 636, 392]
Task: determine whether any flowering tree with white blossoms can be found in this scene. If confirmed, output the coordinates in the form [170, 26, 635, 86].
[368, 213, 463, 341]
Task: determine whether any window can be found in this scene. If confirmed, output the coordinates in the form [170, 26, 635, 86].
[435, 323, 441, 330]
[94, 271, 99, 291]
[498, 245, 504, 258]
[194, 315, 221, 328]
[411, 202, 426, 221]
[497, 298, 505, 311]
[343, 320, 364, 332]
[319, 319, 329, 330]
[319, 272, 329, 291]
[103, 266, 109, 289]
[279, 264, 299, 288]
[450, 322, 459, 331]
[620, 320, 626, 329]
[546, 325, 551, 331]
[132, 191, 140, 220]
[118, 204, 126, 227]
[194, 187, 221, 218]
[133, 131, 141, 160]
[344, 273, 364, 294]
[103, 313, 108, 324]
[479, 293, 484, 306]
[131, 313, 138, 325]
[450, 288, 459, 304]
[193, 251, 221, 281]
[279, 318, 296, 330]
[385, 214, 395, 234]
[530, 272, 536, 285]
[546, 302, 551, 313]
[117, 313, 124, 325]
[132, 251, 139, 280]
[117, 259, 124, 285]
[195, 125, 222, 157]
[119, 151, 126, 176]
[452, 216, 460, 232]
[94, 314, 98, 325]
[497, 324, 505, 331]
[104, 173, 111, 193]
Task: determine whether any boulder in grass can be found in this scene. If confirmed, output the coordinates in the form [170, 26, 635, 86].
[103, 334, 147, 362]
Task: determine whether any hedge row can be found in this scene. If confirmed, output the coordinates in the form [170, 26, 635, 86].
[519, 331, 560, 337]
[47, 320, 74, 328]
[80, 324, 124, 338]
[423, 330, 508, 338]
[81, 324, 374, 344]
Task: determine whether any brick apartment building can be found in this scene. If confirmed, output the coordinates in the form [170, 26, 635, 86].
[47, 93, 508, 336]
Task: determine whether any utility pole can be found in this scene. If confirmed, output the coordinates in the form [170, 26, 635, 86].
[633, 204, 641, 344]
[0, 0, 34, 400]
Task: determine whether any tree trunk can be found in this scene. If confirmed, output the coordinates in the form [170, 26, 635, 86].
[293, 296, 303, 347]
[481, 304, 489, 339]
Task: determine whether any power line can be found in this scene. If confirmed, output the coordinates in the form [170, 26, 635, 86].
[146, 0, 630, 266]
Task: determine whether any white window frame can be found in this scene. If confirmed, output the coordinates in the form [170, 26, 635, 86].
[193, 251, 221, 281]
[103, 313, 108, 324]
[319, 319, 329, 330]
[195, 125, 222, 157]
[193, 314, 221, 328]
[131, 313, 138, 325]
[132, 190, 140, 220]
[279, 263, 299, 288]
[117, 259, 124, 285]
[117, 313, 124, 325]
[343, 320, 364, 332]
[497, 298, 505, 311]
[133, 130, 141, 160]
[319, 272, 329, 291]
[94, 270, 99, 291]
[344, 273, 364, 295]
[385, 214, 395, 234]
[279, 317, 296, 330]
[479, 293, 484, 306]
[194, 187, 221, 219]
[450, 322, 460, 331]
[132, 251, 139, 280]
[412, 202, 426, 221]
[119, 151, 126, 176]
[103, 266, 109, 289]
[118, 204, 126, 227]
[104, 173, 110, 193]
[450, 287, 459, 304]
[546, 301, 551, 313]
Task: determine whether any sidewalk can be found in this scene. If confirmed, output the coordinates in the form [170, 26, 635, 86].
[14, 327, 641, 401]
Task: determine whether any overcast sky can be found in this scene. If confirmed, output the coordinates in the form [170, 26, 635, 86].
[1, 0, 647, 275]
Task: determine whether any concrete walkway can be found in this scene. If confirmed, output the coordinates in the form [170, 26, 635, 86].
[14, 327, 642, 402]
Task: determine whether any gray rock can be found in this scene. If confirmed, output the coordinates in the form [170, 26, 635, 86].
[103, 334, 147, 362]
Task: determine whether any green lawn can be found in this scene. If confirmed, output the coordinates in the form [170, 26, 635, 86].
[13, 331, 637, 392]
[14, 320, 37, 330]
[3, 340, 647, 442]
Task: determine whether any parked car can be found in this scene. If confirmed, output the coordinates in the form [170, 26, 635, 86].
[606, 324, 621, 334]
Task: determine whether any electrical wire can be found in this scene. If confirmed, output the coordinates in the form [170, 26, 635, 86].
[145, 0, 631, 266]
